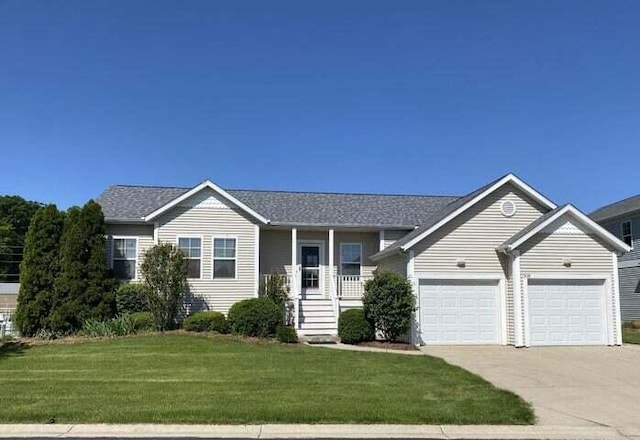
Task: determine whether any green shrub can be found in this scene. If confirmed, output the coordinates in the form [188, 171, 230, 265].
[276, 325, 298, 343]
[81, 314, 136, 337]
[131, 312, 155, 331]
[116, 283, 148, 314]
[228, 298, 281, 337]
[363, 272, 415, 342]
[338, 309, 375, 344]
[183, 311, 228, 333]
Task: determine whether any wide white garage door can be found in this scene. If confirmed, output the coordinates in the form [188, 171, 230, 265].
[527, 279, 607, 346]
[419, 279, 501, 345]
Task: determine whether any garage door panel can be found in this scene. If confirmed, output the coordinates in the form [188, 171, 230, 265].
[527, 279, 606, 346]
[419, 279, 501, 345]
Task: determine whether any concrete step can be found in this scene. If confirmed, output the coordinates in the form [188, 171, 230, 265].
[300, 334, 340, 344]
[300, 322, 338, 330]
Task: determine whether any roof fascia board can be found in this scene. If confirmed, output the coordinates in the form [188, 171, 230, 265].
[399, 174, 557, 252]
[505, 205, 631, 253]
[143, 180, 269, 224]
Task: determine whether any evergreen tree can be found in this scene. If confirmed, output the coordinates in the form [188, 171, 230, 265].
[50, 201, 117, 333]
[14, 205, 64, 336]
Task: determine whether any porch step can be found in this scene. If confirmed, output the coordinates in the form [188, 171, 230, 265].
[300, 322, 337, 330]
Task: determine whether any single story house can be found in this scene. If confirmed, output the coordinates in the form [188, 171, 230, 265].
[96, 173, 630, 347]
[591, 194, 640, 321]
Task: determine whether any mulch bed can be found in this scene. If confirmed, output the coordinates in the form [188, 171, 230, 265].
[356, 340, 419, 351]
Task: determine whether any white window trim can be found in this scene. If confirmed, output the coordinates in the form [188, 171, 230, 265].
[212, 236, 238, 280]
[111, 236, 139, 281]
[176, 235, 204, 280]
[622, 220, 633, 249]
[339, 242, 363, 276]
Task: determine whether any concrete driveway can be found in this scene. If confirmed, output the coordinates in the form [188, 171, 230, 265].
[421, 345, 640, 428]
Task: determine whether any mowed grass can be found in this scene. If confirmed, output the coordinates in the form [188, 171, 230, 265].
[623, 328, 640, 344]
[0, 334, 534, 424]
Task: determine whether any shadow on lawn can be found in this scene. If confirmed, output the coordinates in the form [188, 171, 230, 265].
[0, 340, 29, 360]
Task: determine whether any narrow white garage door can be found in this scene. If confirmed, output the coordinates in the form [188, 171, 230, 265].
[527, 279, 607, 346]
[419, 279, 501, 345]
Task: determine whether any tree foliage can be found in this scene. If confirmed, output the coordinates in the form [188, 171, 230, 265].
[139, 243, 189, 331]
[259, 272, 289, 307]
[14, 205, 64, 336]
[363, 272, 415, 342]
[0, 195, 42, 282]
[50, 201, 117, 333]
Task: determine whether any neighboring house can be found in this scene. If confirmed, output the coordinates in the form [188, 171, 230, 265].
[591, 194, 640, 321]
[96, 174, 630, 347]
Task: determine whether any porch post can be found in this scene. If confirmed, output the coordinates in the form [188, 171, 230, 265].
[291, 228, 297, 296]
[328, 228, 335, 298]
[512, 250, 524, 347]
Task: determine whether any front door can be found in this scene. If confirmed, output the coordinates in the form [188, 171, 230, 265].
[298, 243, 323, 298]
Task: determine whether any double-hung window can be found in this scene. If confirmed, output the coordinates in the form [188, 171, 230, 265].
[340, 243, 362, 276]
[213, 237, 237, 279]
[112, 238, 137, 280]
[622, 221, 633, 248]
[178, 237, 202, 279]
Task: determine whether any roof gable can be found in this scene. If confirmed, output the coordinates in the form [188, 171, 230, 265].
[144, 180, 269, 224]
[500, 204, 631, 253]
[371, 173, 557, 260]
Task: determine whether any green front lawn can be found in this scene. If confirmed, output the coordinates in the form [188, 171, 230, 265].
[623, 328, 640, 344]
[0, 334, 534, 424]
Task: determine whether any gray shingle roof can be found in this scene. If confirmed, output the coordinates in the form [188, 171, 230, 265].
[96, 184, 459, 228]
[590, 194, 640, 223]
[371, 175, 508, 259]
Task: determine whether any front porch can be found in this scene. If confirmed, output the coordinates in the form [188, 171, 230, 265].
[259, 227, 381, 336]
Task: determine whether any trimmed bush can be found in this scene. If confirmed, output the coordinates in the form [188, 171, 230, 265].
[363, 272, 415, 342]
[228, 298, 281, 337]
[183, 311, 229, 333]
[131, 312, 155, 331]
[276, 325, 298, 343]
[116, 283, 148, 315]
[338, 309, 375, 344]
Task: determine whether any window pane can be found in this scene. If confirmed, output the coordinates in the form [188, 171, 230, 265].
[125, 239, 137, 259]
[187, 259, 201, 278]
[341, 263, 361, 276]
[214, 260, 235, 278]
[214, 238, 236, 258]
[302, 268, 319, 288]
[341, 244, 361, 264]
[113, 239, 125, 259]
[624, 236, 632, 246]
[178, 237, 189, 248]
[114, 260, 135, 280]
[623, 222, 631, 236]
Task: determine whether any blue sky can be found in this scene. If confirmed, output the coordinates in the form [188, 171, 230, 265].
[1, 0, 638, 212]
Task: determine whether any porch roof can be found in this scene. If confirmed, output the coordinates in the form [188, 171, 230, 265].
[96, 184, 459, 228]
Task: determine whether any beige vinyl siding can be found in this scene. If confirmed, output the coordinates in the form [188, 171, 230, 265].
[383, 230, 411, 249]
[156, 189, 258, 314]
[519, 231, 619, 344]
[411, 183, 548, 345]
[519, 233, 614, 273]
[376, 253, 407, 277]
[105, 223, 155, 281]
[260, 230, 292, 276]
[413, 184, 547, 273]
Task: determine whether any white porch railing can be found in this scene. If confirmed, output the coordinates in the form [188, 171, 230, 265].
[336, 275, 373, 299]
